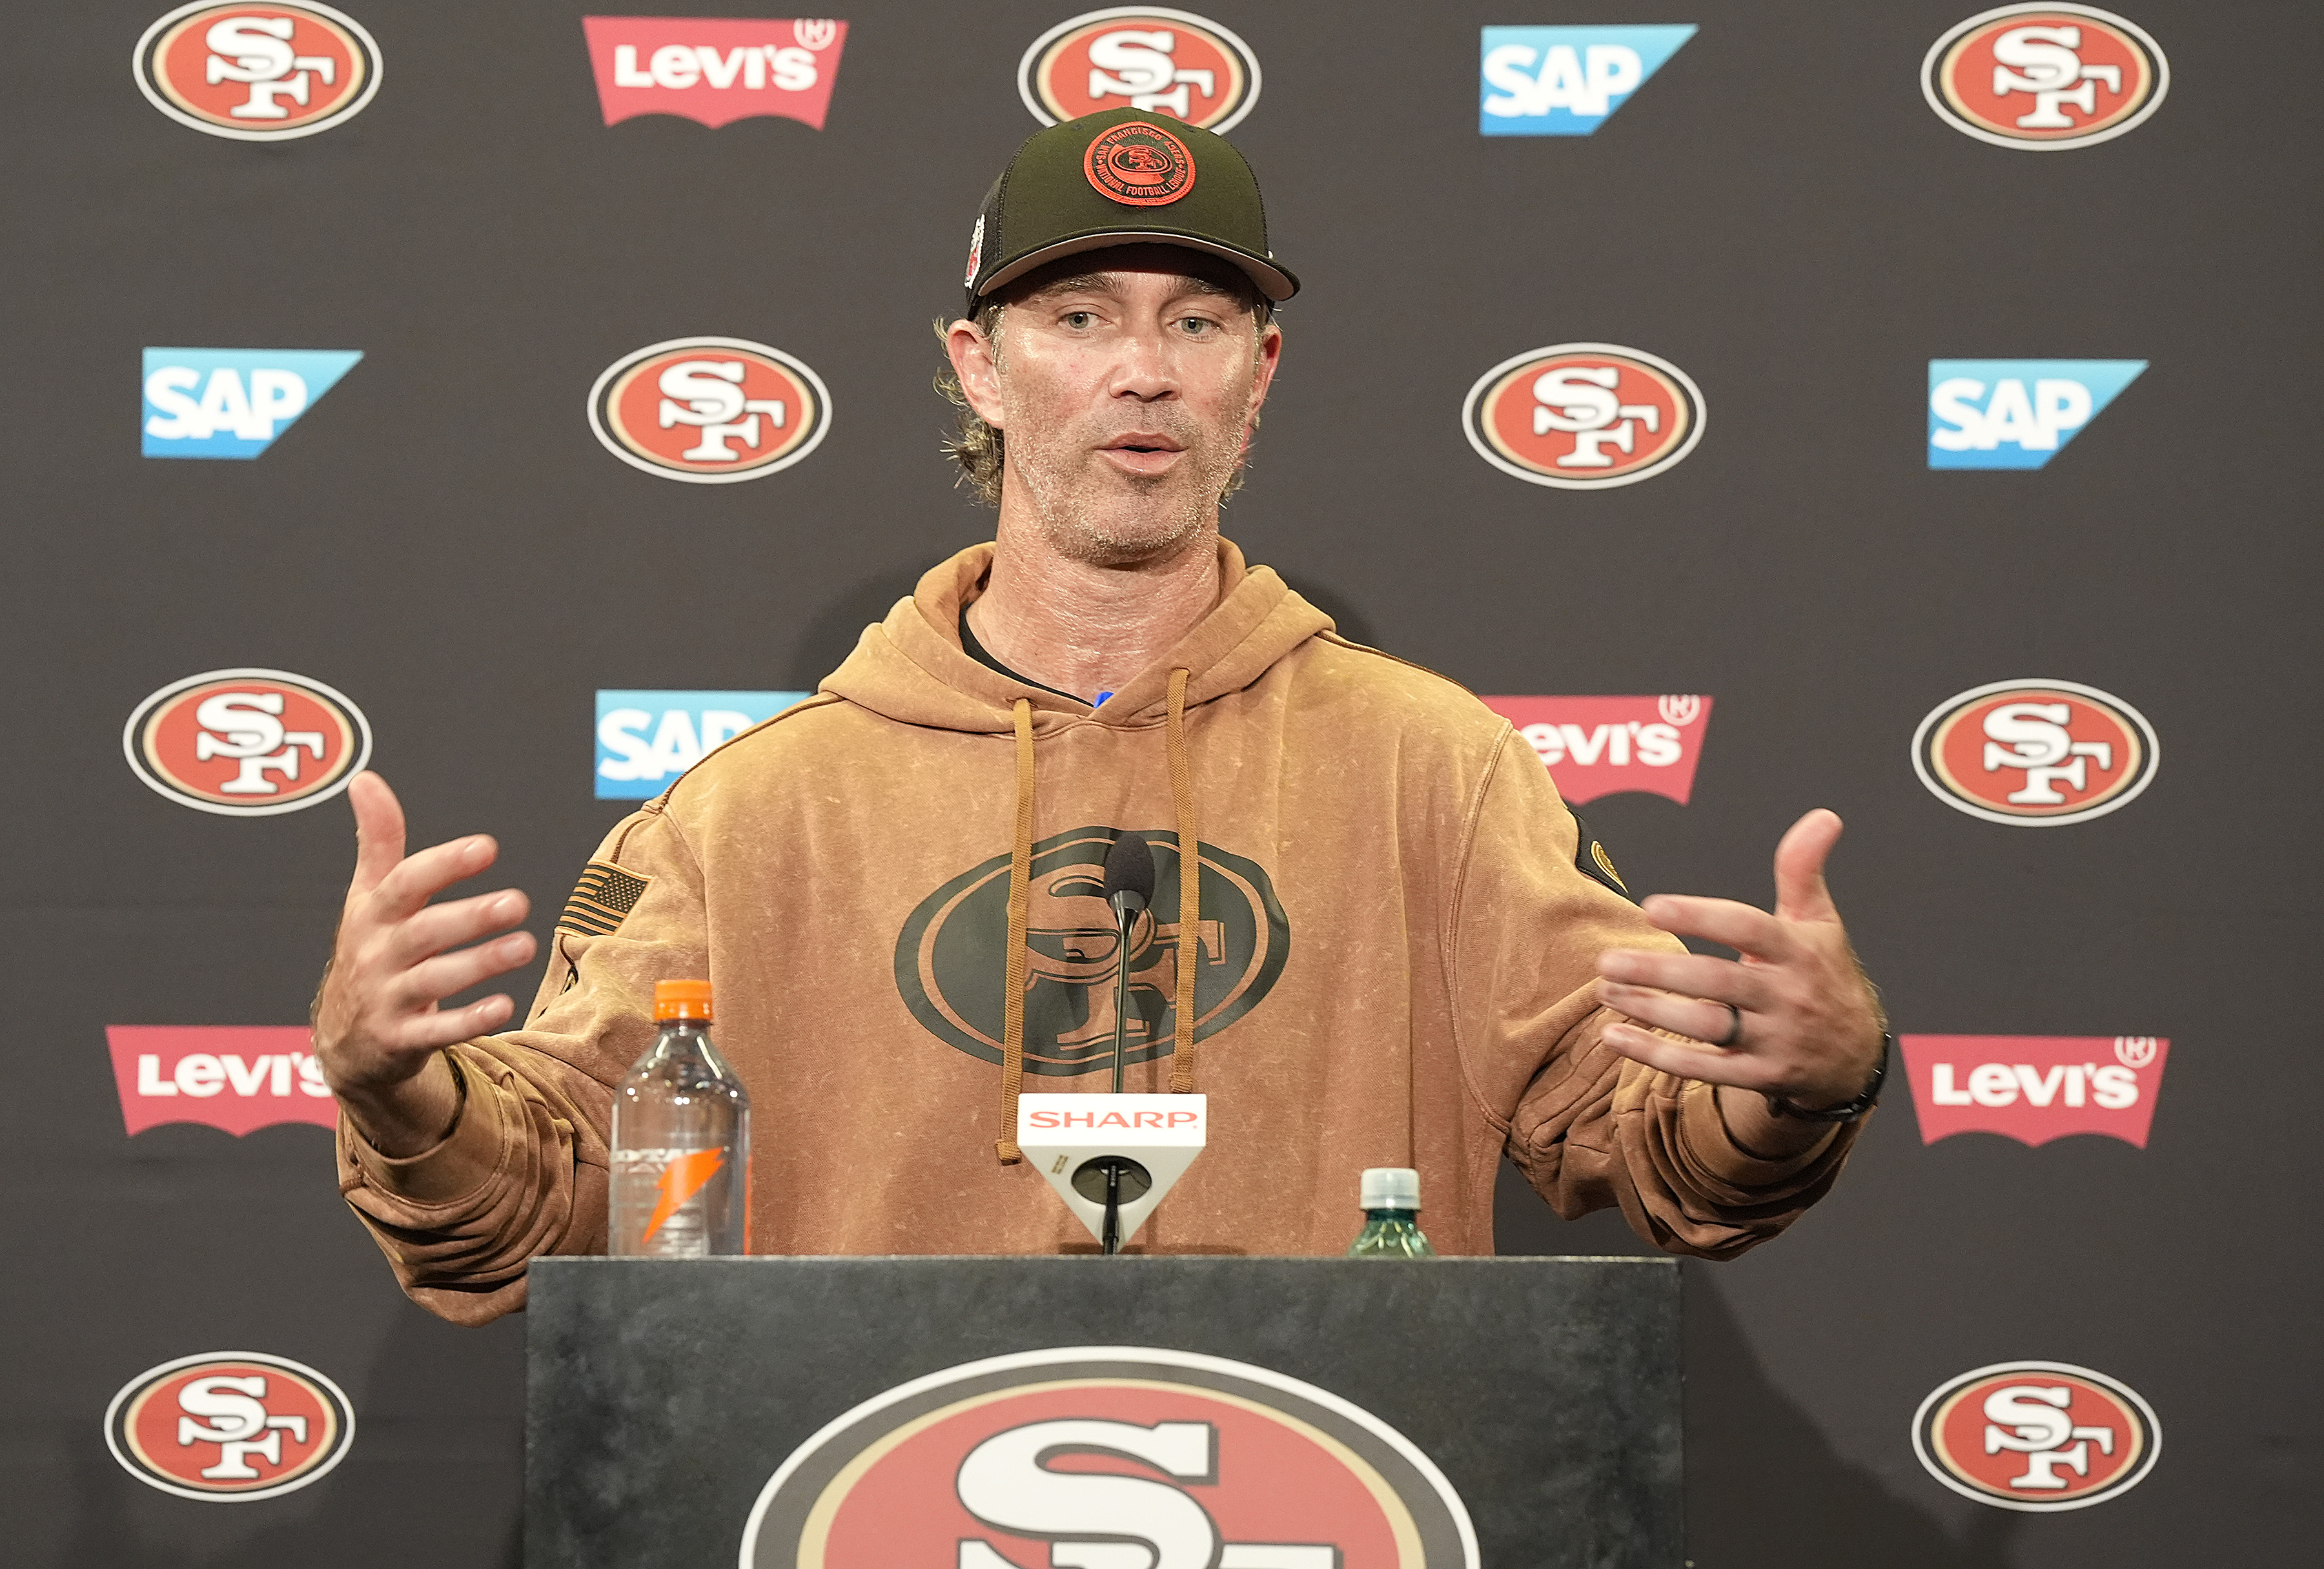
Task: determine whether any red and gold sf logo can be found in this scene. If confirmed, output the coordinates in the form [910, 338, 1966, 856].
[1922, 6, 2166, 149]
[1463, 345, 1706, 489]
[1913, 1362, 2159, 1511]
[136, 3, 381, 140]
[1911, 680, 2158, 826]
[588, 338, 832, 484]
[106, 1353, 354, 1501]
[1019, 9, 1260, 132]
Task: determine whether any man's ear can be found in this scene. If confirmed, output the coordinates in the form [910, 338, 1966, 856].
[1247, 318, 1283, 418]
[946, 316, 1006, 429]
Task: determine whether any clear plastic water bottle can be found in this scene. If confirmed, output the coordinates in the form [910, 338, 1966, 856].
[610, 979, 750, 1257]
[1345, 1167, 1436, 1258]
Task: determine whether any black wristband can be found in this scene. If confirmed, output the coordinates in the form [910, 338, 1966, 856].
[1764, 1032, 1890, 1122]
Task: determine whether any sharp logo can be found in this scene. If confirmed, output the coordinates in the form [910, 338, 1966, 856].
[143, 348, 363, 459]
[581, 17, 848, 130]
[596, 690, 810, 799]
[1913, 1362, 2159, 1512]
[1900, 1035, 2168, 1148]
[125, 668, 371, 815]
[105, 1352, 355, 1501]
[1463, 344, 1705, 489]
[1928, 360, 2145, 468]
[1479, 695, 1713, 805]
[108, 1027, 338, 1136]
[1923, 6, 2166, 150]
[134, 2, 382, 141]
[1480, 25, 1696, 135]
[587, 338, 831, 482]
[1020, 8, 1260, 133]
[740, 1346, 1478, 1568]
[1911, 679, 2157, 826]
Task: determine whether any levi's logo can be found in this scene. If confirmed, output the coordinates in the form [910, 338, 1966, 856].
[582, 17, 847, 130]
[1480, 695, 1713, 804]
[108, 1027, 337, 1136]
[1900, 1035, 2167, 1149]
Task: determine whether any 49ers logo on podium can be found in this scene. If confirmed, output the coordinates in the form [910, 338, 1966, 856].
[1020, 8, 1261, 132]
[741, 1346, 1478, 1567]
[134, 3, 382, 141]
[124, 668, 371, 816]
[587, 337, 831, 484]
[1462, 344, 1706, 489]
[1911, 679, 2157, 826]
[1922, 6, 2166, 150]
[105, 1352, 354, 1501]
[1913, 1362, 2159, 1512]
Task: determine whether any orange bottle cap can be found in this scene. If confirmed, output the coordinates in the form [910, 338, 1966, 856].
[653, 979, 714, 1021]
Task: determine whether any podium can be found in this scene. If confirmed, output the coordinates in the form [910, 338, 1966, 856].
[526, 1256, 1680, 1568]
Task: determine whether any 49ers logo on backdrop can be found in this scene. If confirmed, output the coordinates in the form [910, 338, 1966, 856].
[587, 337, 831, 483]
[1912, 1362, 2159, 1512]
[124, 668, 370, 816]
[740, 1346, 1478, 1568]
[134, 3, 382, 141]
[105, 1352, 354, 1501]
[1020, 8, 1261, 132]
[1911, 679, 2157, 826]
[895, 828, 1287, 1076]
[1462, 344, 1706, 489]
[1922, 6, 2167, 150]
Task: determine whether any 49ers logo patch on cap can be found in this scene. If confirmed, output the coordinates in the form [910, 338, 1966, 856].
[740, 1346, 1479, 1567]
[1084, 119, 1196, 205]
[105, 1351, 354, 1501]
[1922, 5, 2167, 150]
[1912, 1361, 2159, 1512]
[134, 3, 382, 141]
[1911, 679, 2157, 826]
[587, 337, 831, 484]
[1021, 8, 1259, 132]
[124, 668, 371, 816]
[1463, 344, 1706, 489]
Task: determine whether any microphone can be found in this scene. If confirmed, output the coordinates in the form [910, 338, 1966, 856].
[1014, 834, 1203, 1257]
[1100, 833, 1156, 1098]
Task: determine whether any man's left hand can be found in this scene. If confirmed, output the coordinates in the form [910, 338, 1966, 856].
[1593, 808, 1884, 1111]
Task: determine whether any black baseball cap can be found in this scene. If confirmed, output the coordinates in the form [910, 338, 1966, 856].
[961, 107, 1298, 317]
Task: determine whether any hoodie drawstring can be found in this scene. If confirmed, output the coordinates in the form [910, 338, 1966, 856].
[1165, 668, 1199, 1095]
[996, 697, 1035, 1164]
[994, 678, 1201, 1165]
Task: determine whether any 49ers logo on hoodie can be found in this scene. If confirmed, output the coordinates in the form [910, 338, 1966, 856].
[739, 1346, 1478, 1568]
[896, 827, 1287, 1075]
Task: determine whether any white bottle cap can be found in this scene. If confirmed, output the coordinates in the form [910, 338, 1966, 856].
[1360, 1167, 1420, 1211]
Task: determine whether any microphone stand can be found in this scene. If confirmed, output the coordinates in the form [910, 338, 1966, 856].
[1102, 890, 1141, 1254]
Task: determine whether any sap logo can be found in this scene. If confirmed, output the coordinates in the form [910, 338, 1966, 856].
[135, 3, 383, 142]
[1928, 360, 2145, 469]
[1480, 26, 1695, 135]
[108, 1027, 336, 1136]
[1479, 695, 1713, 805]
[596, 690, 808, 799]
[582, 17, 848, 130]
[143, 348, 362, 459]
[1901, 1034, 2167, 1148]
[106, 1351, 354, 1502]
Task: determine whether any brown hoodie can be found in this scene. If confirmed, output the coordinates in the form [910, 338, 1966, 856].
[338, 540, 1859, 1324]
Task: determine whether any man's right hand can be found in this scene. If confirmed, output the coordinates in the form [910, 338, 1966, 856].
[314, 771, 537, 1156]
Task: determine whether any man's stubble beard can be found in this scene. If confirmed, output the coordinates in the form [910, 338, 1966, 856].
[999, 380, 1256, 569]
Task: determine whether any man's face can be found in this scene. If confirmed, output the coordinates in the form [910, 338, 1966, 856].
[950, 245, 1281, 566]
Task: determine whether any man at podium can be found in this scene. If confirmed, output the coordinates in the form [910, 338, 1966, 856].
[312, 110, 1888, 1324]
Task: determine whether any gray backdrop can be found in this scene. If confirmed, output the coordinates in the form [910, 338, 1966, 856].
[3, 1, 2316, 1564]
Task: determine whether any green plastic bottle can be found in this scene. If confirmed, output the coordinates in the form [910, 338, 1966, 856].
[1346, 1167, 1436, 1258]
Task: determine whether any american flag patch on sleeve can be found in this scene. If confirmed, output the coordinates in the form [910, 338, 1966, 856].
[558, 861, 650, 937]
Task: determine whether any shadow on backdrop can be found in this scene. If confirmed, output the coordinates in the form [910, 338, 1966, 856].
[1493, 1160, 2015, 1567]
